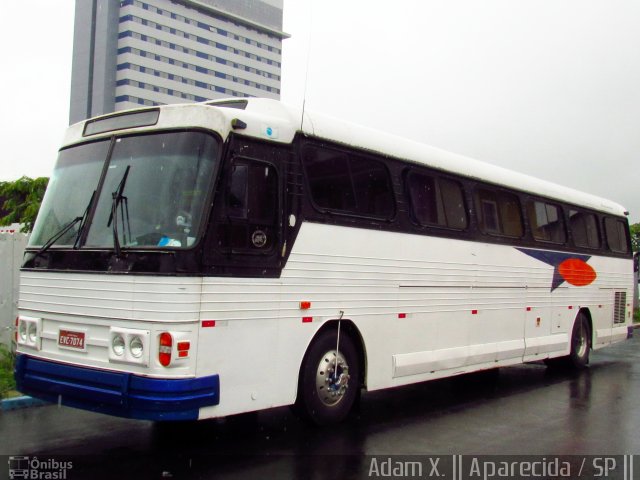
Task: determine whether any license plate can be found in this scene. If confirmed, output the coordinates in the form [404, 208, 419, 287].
[58, 329, 86, 351]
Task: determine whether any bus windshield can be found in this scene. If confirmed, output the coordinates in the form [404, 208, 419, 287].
[29, 131, 219, 250]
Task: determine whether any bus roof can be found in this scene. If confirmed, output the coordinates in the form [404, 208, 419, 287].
[215, 98, 627, 218]
[71, 98, 628, 219]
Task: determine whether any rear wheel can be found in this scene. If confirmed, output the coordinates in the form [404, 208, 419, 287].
[568, 313, 591, 369]
[295, 328, 360, 426]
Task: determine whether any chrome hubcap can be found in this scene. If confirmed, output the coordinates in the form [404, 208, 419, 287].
[315, 350, 350, 406]
[575, 322, 588, 358]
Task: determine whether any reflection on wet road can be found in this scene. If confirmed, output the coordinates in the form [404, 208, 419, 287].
[2, 335, 639, 478]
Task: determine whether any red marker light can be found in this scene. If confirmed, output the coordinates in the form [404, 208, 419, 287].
[302, 317, 313, 323]
[398, 313, 406, 319]
[299, 301, 311, 310]
[176, 341, 190, 358]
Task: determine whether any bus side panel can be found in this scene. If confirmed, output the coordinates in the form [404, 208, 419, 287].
[197, 223, 633, 418]
[278, 223, 535, 392]
[196, 280, 292, 418]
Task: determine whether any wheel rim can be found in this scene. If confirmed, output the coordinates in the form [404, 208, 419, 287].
[315, 350, 350, 407]
[575, 321, 588, 358]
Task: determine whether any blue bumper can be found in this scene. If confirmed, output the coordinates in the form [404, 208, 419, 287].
[14, 354, 219, 421]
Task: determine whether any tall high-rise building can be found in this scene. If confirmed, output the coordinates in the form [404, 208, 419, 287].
[70, 0, 287, 124]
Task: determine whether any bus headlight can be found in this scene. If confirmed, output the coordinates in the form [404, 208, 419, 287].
[112, 334, 125, 356]
[109, 327, 150, 365]
[18, 321, 27, 342]
[27, 323, 38, 344]
[130, 336, 144, 358]
[17, 317, 41, 349]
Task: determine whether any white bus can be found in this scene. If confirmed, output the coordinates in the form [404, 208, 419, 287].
[15, 99, 634, 425]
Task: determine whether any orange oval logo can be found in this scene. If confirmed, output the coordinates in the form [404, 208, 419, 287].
[558, 258, 597, 287]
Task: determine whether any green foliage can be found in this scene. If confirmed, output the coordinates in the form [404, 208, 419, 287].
[0, 344, 16, 398]
[0, 176, 49, 233]
[630, 223, 640, 253]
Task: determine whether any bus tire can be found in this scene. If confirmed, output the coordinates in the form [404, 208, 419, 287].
[568, 313, 591, 369]
[295, 328, 360, 426]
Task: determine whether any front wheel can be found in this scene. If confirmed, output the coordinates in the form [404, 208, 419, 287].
[295, 328, 360, 426]
[568, 313, 591, 369]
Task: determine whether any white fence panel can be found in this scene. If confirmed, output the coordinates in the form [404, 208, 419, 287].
[0, 231, 28, 347]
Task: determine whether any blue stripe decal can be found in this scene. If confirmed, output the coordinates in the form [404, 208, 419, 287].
[15, 355, 219, 421]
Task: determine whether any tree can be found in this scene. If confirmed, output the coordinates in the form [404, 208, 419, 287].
[631, 222, 640, 253]
[0, 176, 49, 233]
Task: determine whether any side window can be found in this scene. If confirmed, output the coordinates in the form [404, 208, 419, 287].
[526, 201, 566, 244]
[303, 145, 394, 219]
[440, 178, 468, 230]
[569, 210, 600, 249]
[217, 158, 278, 253]
[406, 171, 467, 229]
[474, 188, 523, 237]
[604, 217, 629, 253]
[349, 156, 395, 218]
[304, 149, 355, 212]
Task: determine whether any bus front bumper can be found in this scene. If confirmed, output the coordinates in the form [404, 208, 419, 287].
[14, 354, 219, 421]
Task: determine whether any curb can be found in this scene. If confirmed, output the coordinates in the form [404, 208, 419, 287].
[1, 395, 50, 411]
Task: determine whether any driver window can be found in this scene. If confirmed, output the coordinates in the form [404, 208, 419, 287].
[216, 158, 279, 253]
[228, 164, 248, 219]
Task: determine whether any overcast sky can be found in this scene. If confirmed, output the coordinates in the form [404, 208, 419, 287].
[1, 0, 638, 222]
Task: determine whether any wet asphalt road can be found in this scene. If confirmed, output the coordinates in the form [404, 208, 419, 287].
[1, 335, 639, 479]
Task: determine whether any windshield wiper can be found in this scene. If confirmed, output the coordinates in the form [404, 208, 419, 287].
[73, 190, 96, 249]
[35, 216, 83, 257]
[35, 192, 97, 257]
[107, 165, 131, 258]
